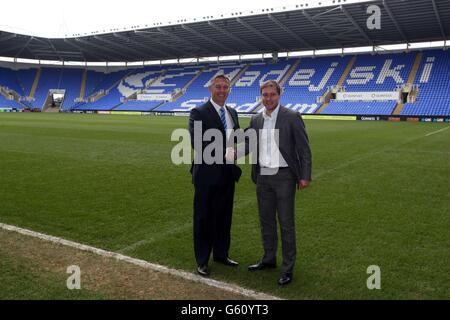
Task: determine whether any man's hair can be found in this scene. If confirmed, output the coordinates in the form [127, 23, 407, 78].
[210, 74, 231, 86]
[260, 80, 281, 95]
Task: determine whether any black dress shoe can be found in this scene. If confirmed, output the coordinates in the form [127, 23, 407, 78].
[248, 261, 277, 271]
[278, 274, 293, 285]
[197, 264, 210, 277]
[213, 257, 239, 266]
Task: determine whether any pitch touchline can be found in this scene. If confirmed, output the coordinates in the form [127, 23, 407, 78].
[0, 222, 281, 300]
[425, 126, 449, 137]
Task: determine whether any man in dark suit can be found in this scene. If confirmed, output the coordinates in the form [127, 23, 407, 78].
[243, 80, 312, 286]
[188, 75, 242, 277]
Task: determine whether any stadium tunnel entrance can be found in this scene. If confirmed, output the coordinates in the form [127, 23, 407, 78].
[43, 89, 65, 112]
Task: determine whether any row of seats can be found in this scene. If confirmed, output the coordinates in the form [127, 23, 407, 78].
[401, 50, 450, 116]
[323, 101, 397, 115]
[0, 94, 25, 109]
[0, 49, 448, 115]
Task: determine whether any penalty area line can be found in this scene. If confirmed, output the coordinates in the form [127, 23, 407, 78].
[0, 222, 281, 300]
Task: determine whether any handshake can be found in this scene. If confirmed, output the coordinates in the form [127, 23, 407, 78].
[225, 147, 236, 163]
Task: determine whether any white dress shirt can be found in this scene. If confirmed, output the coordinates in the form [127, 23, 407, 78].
[210, 98, 234, 141]
[259, 104, 289, 169]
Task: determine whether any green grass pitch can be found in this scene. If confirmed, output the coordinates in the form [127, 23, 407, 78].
[0, 112, 449, 299]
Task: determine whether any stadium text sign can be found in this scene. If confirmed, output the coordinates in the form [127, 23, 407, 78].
[336, 91, 400, 101]
[137, 94, 172, 101]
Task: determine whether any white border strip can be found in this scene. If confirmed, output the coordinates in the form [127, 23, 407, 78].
[425, 127, 449, 137]
[0, 222, 281, 300]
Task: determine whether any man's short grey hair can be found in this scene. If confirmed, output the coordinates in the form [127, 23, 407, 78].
[210, 74, 231, 85]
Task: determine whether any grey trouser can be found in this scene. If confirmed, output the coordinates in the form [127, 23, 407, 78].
[256, 168, 297, 275]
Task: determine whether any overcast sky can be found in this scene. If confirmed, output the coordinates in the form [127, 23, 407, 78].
[1, 0, 362, 38]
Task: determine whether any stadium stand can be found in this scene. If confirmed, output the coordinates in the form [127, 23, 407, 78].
[0, 93, 24, 110]
[0, 49, 448, 115]
[16, 68, 38, 99]
[59, 68, 83, 110]
[76, 69, 136, 111]
[321, 52, 417, 115]
[401, 50, 450, 116]
[322, 101, 398, 115]
[114, 100, 163, 111]
[84, 70, 105, 99]
[282, 55, 352, 114]
[228, 59, 292, 112]
[0, 67, 26, 96]
[32, 68, 61, 109]
[154, 63, 247, 112]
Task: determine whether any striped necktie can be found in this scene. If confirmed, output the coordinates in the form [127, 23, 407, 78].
[219, 107, 227, 130]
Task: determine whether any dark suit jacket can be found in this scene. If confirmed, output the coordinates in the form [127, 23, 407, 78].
[247, 106, 312, 184]
[189, 101, 242, 187]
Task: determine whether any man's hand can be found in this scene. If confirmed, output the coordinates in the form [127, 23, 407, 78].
[225, 147, 236, 163]
[298, 180, 310, 190]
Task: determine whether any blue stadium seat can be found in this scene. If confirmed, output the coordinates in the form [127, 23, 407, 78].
[0, 49, 448, 115]
[401, 50, 450, 116]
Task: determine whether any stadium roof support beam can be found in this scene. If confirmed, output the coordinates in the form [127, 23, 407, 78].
[113, 32, 169, 59]
[0, 43, 20, 54]
[74, 38, 126, 61]
[93, 36, 145, 61]
[32, 50, 84, 61]
[207, 21, 259, 52]
[0, 33, 17, 42]
[431, 0, 446, 38]
[236, 18, 284, 51]
[46, 39, 63, 62]
[311, 5, 341, 19]
[302, 10, 342, 47]
[181, 24, 234, 54]
[14, 37, 34, 59]
[14, 37, 34, 58]
[0, 39, 33, 55]
[156, 27, 208, 55]
[133, 31, 189, 57]
[63, 39, 92, 61]
[382, 0, 408, 42]
[64, 39, 111, 62]
[64, 39, 102, 62]
[267, 14, 313, 49]
[340, 6, 373, 43]
[32, 37, 51, 46]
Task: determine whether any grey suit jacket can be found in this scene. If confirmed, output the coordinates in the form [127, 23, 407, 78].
[247, 106, 312, 184]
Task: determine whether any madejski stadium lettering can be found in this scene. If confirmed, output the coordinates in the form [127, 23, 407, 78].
[114, 56, 437, 113]
[346, 59, 406, 85]
[288, 62, 339, 91]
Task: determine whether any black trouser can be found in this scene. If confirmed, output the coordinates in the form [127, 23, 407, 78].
[193, 181, 235, 266]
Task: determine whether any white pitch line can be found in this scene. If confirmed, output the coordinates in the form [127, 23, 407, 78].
[0, 222, 281, 300]
[313, 127, 450, 179]
[425, 126, 449, 137]
[118, 222, 192, 254]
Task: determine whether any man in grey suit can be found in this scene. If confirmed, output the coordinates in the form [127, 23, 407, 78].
[243, 80, 312, 286]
